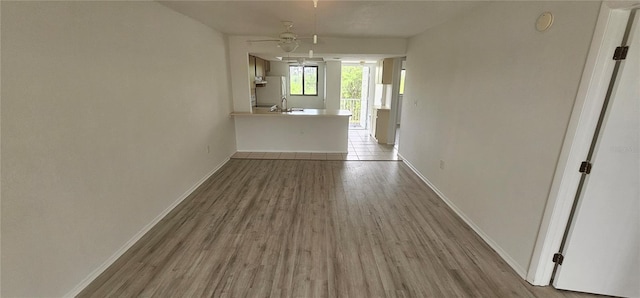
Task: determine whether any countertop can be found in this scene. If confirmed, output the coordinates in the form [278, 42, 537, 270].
[231, 108, 352, 118]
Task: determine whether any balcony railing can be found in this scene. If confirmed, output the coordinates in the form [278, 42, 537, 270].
[340, 98, 362, 124]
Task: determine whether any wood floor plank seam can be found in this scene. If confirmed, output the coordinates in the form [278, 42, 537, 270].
[78, 160, 596, 298]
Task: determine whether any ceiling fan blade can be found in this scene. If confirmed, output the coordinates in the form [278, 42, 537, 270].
[247, 39, 280, 42]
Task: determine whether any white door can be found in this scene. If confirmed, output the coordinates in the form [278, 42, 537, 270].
[360, 66, 370, 129]
[553, 10, 639, 297]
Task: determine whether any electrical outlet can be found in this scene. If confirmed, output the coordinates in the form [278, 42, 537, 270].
[439, 160, 445, 170]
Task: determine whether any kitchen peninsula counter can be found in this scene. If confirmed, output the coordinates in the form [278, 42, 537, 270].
[231, 108, 352, 117]
[232, 108, 352, 153]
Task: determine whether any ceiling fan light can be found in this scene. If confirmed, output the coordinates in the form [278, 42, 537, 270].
[278, 41, 299, 53]
[309, 49, 314, 58]
[313, 34, 317, 44]
[280, 32, 296, 40]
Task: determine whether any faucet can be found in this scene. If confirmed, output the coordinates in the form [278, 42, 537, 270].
[281, 96, 288, 111]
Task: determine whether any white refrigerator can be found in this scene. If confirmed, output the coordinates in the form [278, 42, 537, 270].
[255, 76, 286, 107]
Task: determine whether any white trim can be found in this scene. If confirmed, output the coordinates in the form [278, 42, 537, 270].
[386, 57, 404, 145]
[527, 3, 633, 286]
[234, 150, 347, 153]
[63, 157, 231, 297]
[400, 155, 527, 278]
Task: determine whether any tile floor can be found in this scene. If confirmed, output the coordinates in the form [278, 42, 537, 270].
[231, 129, 401, 161]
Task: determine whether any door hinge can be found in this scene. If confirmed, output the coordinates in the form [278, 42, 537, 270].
[553, 253, 564, 265]
[613, 46, 629, 60]
[579, 161, 592, 174]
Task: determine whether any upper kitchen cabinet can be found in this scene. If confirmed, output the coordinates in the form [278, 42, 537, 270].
[255, 57, 270, 79]
[249, 55, 270, 86]
[255, 57, 265, 78]
[375, 58, 394, 84]
[248, 55, 256, 88]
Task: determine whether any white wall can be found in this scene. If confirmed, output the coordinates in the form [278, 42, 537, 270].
[399, 1, 600, 277]
[1, 2, 235, 296]
[324, 61, 342, 110]
[268, 61, 326, 109]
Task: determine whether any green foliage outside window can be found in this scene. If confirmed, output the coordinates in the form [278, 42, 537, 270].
[340, 66, 362, 99]
[340, 65, 365, 124]
[290, 66, 317, 96]
[304, 67, 317, 95]
[400, 69, 406, 95]
[290, 66, 303, 95]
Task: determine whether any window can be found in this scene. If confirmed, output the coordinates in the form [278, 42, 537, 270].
[289, 65, 318, 96]
[399, 69, 406, 95]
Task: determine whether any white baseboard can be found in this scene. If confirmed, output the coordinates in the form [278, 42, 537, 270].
[400, 155, 527, 279]
[64, 157, 230, 297]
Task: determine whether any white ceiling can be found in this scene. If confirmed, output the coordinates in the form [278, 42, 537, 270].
[159, 1, 484, 39]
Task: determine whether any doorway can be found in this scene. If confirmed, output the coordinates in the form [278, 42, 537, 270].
[340, 63, 371, 130]
[528, 4, 640, 297]
[551, 8, 639, 297]
[395, 60, 406, 150]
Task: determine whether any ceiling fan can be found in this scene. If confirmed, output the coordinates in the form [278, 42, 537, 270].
[248, 21, 311, 53]
[279, 57, 324, 65]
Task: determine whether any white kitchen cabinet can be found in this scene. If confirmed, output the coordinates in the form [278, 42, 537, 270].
[375, 58, 394, 84]
[232, 109, 352, 153]
[255, 57, 265, 78]
[372, 107, 390, 144]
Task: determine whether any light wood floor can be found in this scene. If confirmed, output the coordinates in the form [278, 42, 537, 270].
[79, 160, 595, 297]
